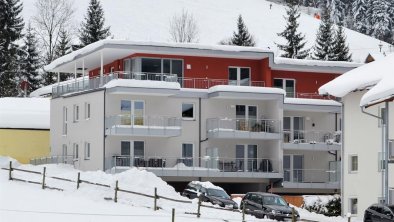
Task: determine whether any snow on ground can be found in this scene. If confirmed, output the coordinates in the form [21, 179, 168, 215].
[0, 157, 356, 221]
[21, 0, 392, 63]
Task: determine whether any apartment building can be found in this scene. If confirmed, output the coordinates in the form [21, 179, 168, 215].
[46, 40, 359, 193]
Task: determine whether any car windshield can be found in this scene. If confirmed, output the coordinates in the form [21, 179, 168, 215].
[388, 206, 394, 212]
[207, 188, 230, 199]
[262, 196, 288, 206]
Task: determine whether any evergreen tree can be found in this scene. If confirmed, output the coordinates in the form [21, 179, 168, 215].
[54, 29, 72, 81]
[79, 0, 111, 47]
[312, 5, 335, 60]
[328, 0, 345, 24]
[365, 0, 374, 35]
[229, 15, 256, 46]
[276, 0, 309, 59]
[352, 0, 368, 34]
[20, 23, 41, 93]
[331, 24, 352, 61]
[370, 0, 391, 41]
[0, 0, 24, 97]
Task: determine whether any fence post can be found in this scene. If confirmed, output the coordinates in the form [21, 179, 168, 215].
[8, 161, 12, 180]
[197, 195, 202, 218]
[291, 207, 296, 222]
[114, 180, 118, 203]
[77, 172, 81, 189]
[154, 187, 158, 211]
[242, 204, 246, 222]
[42, 167, 46, 189]
[172, 208, 175, 222]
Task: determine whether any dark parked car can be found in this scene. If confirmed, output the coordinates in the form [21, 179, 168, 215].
[181, 181, 238, 209]
[364, 204, 394, 221]
[240, 192, 299, 221]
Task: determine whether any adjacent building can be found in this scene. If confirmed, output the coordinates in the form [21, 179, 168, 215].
[45, 40, 360, 194]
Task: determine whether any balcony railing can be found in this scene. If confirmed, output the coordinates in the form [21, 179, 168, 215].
[178, 77, 265, 89]
[109, 156, 282, 178]
[105, 114, 182, 137]
[283, 130, 341, 144]
[207, 118, 281, 139]
[296, 93, 328, 100]
[30, 155, 74, 165]
[283, 168, 340, 184]
[52, 72, 178, 98]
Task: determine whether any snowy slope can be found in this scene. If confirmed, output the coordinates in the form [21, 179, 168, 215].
[21, 0, 392, 63]
[0, 157, 357, 222]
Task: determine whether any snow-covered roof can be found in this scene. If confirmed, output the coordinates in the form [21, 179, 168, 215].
[104, 79, 181, 90]
[0, 98, 50, 129]
[191, 181, 224, 190]
[274, 57, 362, 68]
[208, 85, 285, 95]
[284, 98, 341, 106]
[319, 53, 394, 99]
[360, 72, 394, 107]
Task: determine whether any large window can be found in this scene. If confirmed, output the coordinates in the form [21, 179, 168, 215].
[182, 143, 193, 166]
[121, 100, 144, 125]
[274, 78, 295, 98]
[182, 103, 195, 120]
[124, 57, 183, 78]
[229, 67, 250, 86]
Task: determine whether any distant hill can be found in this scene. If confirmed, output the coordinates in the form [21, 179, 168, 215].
[21, 0, 393, 62]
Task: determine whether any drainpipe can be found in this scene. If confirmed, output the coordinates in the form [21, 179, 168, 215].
[103, 88, 106, 171]
[339, 99, 345, 217]
[198, 97, 202, 168]
[361, 103, 389, 204]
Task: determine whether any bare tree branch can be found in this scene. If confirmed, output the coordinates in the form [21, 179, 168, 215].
[169, 9, 199, 43]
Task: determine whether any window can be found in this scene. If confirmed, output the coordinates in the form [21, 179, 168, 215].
[134, 141, 144, 158]
[84, 142, 90, 160]
[273, 78, 295, 98]
[182, 143, 193, 166]
[73, 105, 79, 122]
[182, 103, 195, 120]
[349, 198, 358, 214]
[85, 103, 90, 119]
[349, 155, 358, 172]
[73, 143, 79, 159]
[121, 100, 144, 125]
[62, 107, 67, 135]
[228, 67, 250, 86]
[62, 144, 67, 156]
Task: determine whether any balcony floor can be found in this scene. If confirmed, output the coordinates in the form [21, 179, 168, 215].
[208, 130, 281, 140]
[106, 125, 181, 137]
[283, 142, 340, 151]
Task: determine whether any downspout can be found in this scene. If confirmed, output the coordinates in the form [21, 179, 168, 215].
[198, 97, 202, 168]
[103, 88, 106, 171]
[339, 99, 345, 217]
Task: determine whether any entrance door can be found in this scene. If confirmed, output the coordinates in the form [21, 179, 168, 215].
[120, 141, 144, 167]
[283, 155, 304, 182]
[247, 145, 257, 172]
[236, 145, 245, 171]
[236, 105, 257, 131]
[121, 141, 131, 166]
[236, 144, 258, 171]
[283, 117, 305, 141]
[229, 67, 250, 86]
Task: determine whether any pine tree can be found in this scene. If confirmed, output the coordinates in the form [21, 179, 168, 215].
[370, 0, 391, 41]
[365, 0, 374, 35]
[79, 0, 111, 47]
[55, 29, 72, 81]
[352, 0, 368, 34]
[276, 0, 309, 59]
[229, 15, 256, 46]
[328, 0, 345, 24]
[331, 24, 352, 61]
[0, 0, 24, 97]
[20, 23, 41, 93]
[312, 5, 335, 60]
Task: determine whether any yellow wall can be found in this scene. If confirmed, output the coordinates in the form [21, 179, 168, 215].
[0, 129, 50, 164]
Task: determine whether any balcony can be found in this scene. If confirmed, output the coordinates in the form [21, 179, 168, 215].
[207, 118, 281, 140]
[105, 115, 182, 137]
[179, 77, 265, 89]
[52, 72, 178, 98]
[283, 130, 341, 151]
[109, 156, 282, 180]
[282, 168, 340, 189]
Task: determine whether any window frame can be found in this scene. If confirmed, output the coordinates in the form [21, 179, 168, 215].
[85, 103, 91, 120]
[228, 66, 251, 86]
[84, 142, 91, 160]
[349, 155, 358, 173]
[73, 104, 79, 122]
[349, 197, 358, 215]
[182, 103, 195, 120]
[62, 106, 68, 136]
[73, 143, 79, 160]
[273, 78, 296, 98]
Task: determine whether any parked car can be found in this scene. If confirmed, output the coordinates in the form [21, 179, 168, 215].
[181, 181, 238, 209]
[240, 192, 299, 221]
[364, 204, 394, 221]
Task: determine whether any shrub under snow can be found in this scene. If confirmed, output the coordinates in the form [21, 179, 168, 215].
[302, 194, 341, 217]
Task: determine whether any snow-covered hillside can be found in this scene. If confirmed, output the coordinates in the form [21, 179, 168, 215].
[21, 0, 392, 63]
[0, 157, 355, 222]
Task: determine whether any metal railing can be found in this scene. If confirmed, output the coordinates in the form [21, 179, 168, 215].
[283, 130, 341, 144]
[52, 71, 178, 98]
[105, 114, 182, 135]
[30, 155, 74, 165]
[178, 77, 265, 89]
[296, 92, 328, 100]
[110, 156, 281, 174]
[207, 118, 281, 134]
[283, 168, 340, 183]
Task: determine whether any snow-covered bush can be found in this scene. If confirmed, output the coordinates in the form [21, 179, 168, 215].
[302, 195, 341, 217]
